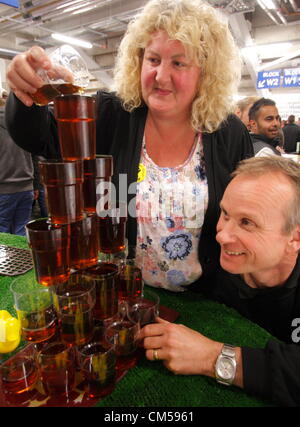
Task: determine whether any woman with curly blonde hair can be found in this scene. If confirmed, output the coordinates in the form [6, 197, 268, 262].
[114, 0, 240, 133]
[6, 0, 253, 292]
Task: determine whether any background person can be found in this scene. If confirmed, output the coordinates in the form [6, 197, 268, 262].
[283, 115, 300, 153]
[248, 97, 281, 157]
[5, 0, 253, 291]
[0, 90, 37, 236]
[140, 156, 300, 407]
[234, 95, 260, 130]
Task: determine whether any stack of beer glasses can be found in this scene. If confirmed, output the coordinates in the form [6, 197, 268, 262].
[17, 91, 132, 399]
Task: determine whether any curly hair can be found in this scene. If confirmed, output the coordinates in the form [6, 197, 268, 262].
[113, 0, 241, 133]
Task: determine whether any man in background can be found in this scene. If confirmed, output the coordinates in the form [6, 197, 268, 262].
[248, 97, 281, 157]
[283, 115, 300, 153]
[234, 96, 260, 129]
[0, 89, 37, 236]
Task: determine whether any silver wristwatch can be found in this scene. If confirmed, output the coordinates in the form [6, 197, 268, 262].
[215, 344, 237, 386]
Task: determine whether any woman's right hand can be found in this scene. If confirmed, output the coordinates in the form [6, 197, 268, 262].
[6, 46, 52, 107]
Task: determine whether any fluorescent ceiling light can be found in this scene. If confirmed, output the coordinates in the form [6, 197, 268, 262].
[51, 33, 93, 49]
[63, 2, 91, 13]
[72, 5, 97, 15]
[55, 0, 82, 10]
[259, 0, 277, 9]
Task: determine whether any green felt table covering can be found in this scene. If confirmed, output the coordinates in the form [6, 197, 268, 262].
[0, 232, 274, 407]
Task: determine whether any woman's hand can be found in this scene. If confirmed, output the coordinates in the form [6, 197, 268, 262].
[6, 46, 52, 106]
[139, 317, 223, 377]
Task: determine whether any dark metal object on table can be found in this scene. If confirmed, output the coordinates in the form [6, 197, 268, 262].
[0, 245, 33, 276]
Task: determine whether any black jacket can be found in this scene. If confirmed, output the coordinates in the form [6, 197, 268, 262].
[197, 256, 300, 406]
[250, 133, 280, 156]
[283, 123, 300, 153]
[5, 91, 254, 278]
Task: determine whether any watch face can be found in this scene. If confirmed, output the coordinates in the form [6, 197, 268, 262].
[217, 357, 235, 380]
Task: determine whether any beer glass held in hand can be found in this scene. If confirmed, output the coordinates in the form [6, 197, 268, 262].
[30, 44, 90, 106]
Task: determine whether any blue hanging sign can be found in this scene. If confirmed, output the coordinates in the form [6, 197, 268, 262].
[282, 68, 300, 88]
[256, 70, 281, 89]
[0, 1, 19, 7]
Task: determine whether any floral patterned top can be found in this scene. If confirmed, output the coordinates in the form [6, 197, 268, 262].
[135, 133, 208, 292]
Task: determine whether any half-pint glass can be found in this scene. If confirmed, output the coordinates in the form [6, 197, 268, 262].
[53, 273, 96, 347]
[26, 218, 70, 286]
[83, 262, 119, 324]
[54, 94, 96, 161]
[70, 213, 99, 270]
[39, 159, 84, 225]
[83, 155, 113, 213]
[11, 277, 57, 343]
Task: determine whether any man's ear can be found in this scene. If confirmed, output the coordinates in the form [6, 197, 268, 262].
[288, 226, 300, 253]
[248, 119, 257, 133]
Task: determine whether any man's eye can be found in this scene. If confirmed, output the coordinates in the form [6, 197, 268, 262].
[241, 218, 253, 227]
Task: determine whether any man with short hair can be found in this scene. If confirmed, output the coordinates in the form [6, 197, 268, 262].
[283, 115, 300, 153]
[248, 98, 281, 156]
[141, 156, 300, 407]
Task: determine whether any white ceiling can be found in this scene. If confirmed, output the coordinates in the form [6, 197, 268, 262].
[0, 0, 299, 99]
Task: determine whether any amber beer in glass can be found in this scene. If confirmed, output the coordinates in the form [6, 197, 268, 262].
[54, 94, 96, 161]
[11, 278, 58, 343]
[30, 83, 84, 106]
[53, 273, 96, 347]
[127, 288, 160, 327]
[69, 214, 99, 270]
[25, 219, 70, 287]
[83, 263, 119, 323]
[97, 204, 127, 254]
[37, 342, 76, 396]
[119, 260, 143, 301]
[106, 319, 140, 372]
[77, 331, 116, 398]
[39, 159, 84, 225]
[0, 347, 38, 394]
[83, 155, 113, 213]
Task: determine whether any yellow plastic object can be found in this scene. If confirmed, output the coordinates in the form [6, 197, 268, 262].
[0, 310, 21, 353]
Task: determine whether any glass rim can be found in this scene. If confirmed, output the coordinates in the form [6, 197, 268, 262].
[53, 93, 95, 101]
[76, 340, 115, 356]
[54, 277, 96, 298]
[106, 318, 140, 330]
[10, 278, 52, 296]
[25, 218, 69, 232]
[83, 262, 119, 279]
[38, 158, 82, 165]
[38, 341, 70, 357]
